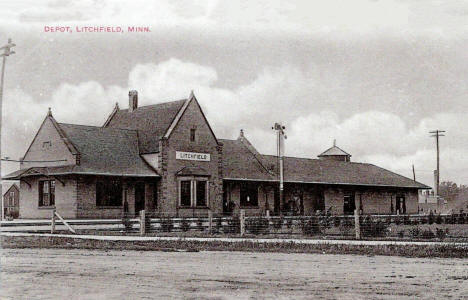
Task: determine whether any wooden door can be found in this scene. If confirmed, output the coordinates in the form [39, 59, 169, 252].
[135, 182, 145, 213]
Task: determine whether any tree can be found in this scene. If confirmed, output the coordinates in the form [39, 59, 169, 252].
[439, 181, 468, 211]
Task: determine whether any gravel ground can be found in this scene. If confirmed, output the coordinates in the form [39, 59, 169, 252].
[1, 248, 467, 299]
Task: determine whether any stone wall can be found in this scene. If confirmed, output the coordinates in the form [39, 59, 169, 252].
[159, 99, 223, 217]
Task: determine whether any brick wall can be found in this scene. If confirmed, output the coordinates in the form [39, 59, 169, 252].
[359, 190, 391, 214]
[76, 176, 158, 219]
[324, 188, 345, 215]
[405, 190, 419, 214]
[304, 187, 418, 215]
[302, 185, 320, 215]
[224, 182, 272, 216]
[75, 176, 123, 219]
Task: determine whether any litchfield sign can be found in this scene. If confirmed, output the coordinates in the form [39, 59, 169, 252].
[175, 151, 211, 161]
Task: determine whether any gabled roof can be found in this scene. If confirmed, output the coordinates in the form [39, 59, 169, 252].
[4, 124, 159, 179]
[22, 109, 79, 162]
[263, 155, 429, 189]
[220, 138, 276, 182]
[58, 123, 158, 177]
[221, 137, 429, 189]
[176, 166, 209, 176]
[318, 145, 351, 157]
[3, 183, 19, 196]
[164, 92, 219, 145]
[104, 99, 186, 153]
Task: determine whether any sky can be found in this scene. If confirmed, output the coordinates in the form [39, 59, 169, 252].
[1, 0, 468, 188]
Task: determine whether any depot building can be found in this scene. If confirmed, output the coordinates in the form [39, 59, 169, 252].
[5, 91, 430, 219]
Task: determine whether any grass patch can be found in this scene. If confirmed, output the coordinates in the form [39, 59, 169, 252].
[1, 235, 466, 258]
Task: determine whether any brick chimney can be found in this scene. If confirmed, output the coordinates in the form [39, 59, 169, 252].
[129, 90, 138, 112]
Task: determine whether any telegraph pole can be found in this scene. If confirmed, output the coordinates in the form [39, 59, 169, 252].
[0, 38, 16, 220]
[429, 130, 445, 196]
[272, 123, 286, 215]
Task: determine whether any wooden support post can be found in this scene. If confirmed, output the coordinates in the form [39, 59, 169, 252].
[51, 209, 56, 234]
[140, 210, 146, 236]
[208, 210, 213, 235]
[54, 211, 76, 234]
[240, 209, 245, 236]
[265, 209, 270, 228]
[354, 209, 361, 240]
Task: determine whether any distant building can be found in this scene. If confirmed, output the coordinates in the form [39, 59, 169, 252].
[5, 91, 430, 219]
[418, 189, 447, 214]
[3, 183, 19, 219]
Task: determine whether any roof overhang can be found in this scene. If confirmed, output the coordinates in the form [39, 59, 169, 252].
[222, 177, 431, 189]
[176, 166, 210, 177]
[3, 167, 160, 180]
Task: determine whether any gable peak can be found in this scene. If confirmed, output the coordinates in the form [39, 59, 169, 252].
[189, 90, 195, 100]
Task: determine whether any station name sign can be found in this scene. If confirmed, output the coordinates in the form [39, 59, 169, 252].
[175, 151, 211, 162]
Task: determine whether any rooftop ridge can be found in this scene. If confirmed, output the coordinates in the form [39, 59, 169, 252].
[261, 153, 371, 165]
[318, 145, 351, 157]
[59, 122, 138, 132]
[117, 98, 187, 112]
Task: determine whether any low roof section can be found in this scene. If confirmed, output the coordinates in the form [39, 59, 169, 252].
[221, 138, 430, 190]
[4, 123, 159, 180]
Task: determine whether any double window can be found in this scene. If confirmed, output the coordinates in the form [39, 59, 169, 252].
[240, 182, 258, 207]
[39, 180, 55, 207]
[179, 179, 208, 207]
[96, 180, 122, 207]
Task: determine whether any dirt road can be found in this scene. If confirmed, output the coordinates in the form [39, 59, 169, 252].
[1, 248, 467, 299]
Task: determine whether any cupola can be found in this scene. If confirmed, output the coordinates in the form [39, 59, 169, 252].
[318, 140, 351, 162]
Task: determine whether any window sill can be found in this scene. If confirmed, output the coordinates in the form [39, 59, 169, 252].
[178, 206, 209, 209]
[239, 206, 260, 209]
[38, 206, 55, 210]
[96, 206, 123, 209]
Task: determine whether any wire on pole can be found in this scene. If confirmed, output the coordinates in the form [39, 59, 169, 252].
[429, 130, 445, 196]
[0, 38, 16, 221]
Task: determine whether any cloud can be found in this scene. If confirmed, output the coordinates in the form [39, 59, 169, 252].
[128, 59, 218, 102]
[2, 0, 468, 36]
[3, 58, 468, 187]
[286, 110, 468, 185]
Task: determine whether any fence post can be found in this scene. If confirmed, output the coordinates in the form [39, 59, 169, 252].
[208, 210, 213, 235]
[354, 209, 361, 240]
[240, 209, 245, 236]
[140, 210, 146, 236]
[51, 209, 56, 234]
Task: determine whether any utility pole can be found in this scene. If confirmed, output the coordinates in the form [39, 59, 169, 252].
[0, 38, 16, 220]
[429, 130, 445, 196]
[272, 123, 286, 215]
